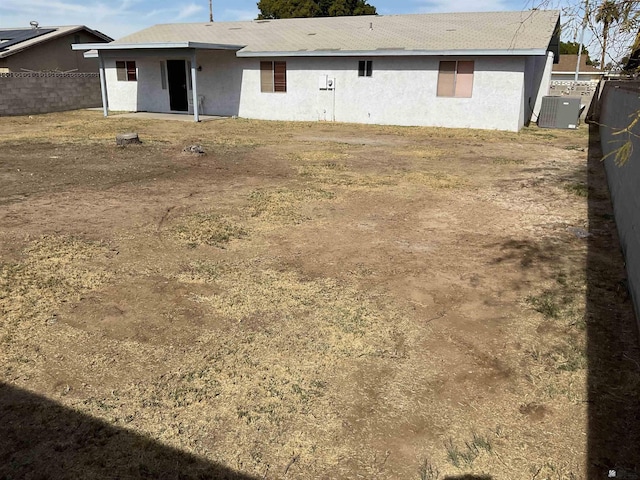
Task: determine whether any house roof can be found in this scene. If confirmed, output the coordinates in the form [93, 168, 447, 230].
[0, 25, 112, 59]
[553, 54, 603, 73]
[74, 10, 560, 58]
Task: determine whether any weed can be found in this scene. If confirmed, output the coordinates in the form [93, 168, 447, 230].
[418, 458, 440, 480]
[526, 291, 561, 319]
[531, 462, 580, 479]
[445, 439, 464, 468]
[564, 182, 588, 197]
[470, 432, 492, 453]
[445, 433, 493, 469]
[493, 157, 524, 165]
[554, 341, 587, 372]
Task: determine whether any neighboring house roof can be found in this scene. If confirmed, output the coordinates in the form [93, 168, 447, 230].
[74, 10, 560, 58]
[0, 25, 112, 59]
[553, 54, 603, 73]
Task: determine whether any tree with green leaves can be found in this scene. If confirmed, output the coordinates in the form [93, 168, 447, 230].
[560, 41, 596, 64]
[595, 0, 623, 68]
[257, 0, 376, 19]
[533, 0, 638, 70]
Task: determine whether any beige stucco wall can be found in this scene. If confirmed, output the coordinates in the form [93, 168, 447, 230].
[0, 31, 106, 73]
[103, 50, 538, 131]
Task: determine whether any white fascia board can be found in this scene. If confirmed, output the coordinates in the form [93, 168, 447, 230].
[553, 71, 604, 75]
[236, 48, 548, 58]
[72, 42, 244, 51]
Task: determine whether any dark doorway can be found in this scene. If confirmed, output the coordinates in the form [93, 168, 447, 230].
[167, 60, 188, 112]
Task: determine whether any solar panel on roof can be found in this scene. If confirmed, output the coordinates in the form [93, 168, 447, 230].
[0, 28, 56, 51]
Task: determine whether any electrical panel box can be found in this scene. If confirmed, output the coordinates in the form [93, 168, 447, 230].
[538, 96, 581, 129]
[318, 75, 335, 90]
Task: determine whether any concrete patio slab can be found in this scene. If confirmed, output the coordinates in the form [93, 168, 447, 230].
[107, 112, 227, 122]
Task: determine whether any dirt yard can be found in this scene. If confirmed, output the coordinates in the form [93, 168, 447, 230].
[0, 111, 638, 479]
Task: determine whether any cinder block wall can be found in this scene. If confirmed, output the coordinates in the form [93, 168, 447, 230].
[0, 72, 101, 116]
[599, 80, 640, 320]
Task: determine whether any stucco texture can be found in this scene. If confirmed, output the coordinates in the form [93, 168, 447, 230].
[103, 51, 544, 131]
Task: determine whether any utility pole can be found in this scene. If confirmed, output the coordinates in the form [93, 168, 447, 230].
[575, 0, 589, 84]
[209, 0, 213, 22]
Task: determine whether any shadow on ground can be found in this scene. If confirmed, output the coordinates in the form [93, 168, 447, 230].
[0, 382, 259, 480]
[587, 124, 640, 478]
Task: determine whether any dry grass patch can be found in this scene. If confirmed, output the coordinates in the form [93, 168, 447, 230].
[493, 156, 525, 165]
[296, 164, 397, 189]
[1, 112, 631, 479]
[69, 259, 413, 474]
[290, 150, 351, 163]
[189, 260, 403, 356]
[0, 236, 112, 348]
[247, 187, 336, 224]
[396, 147, 446, 159]
[403, 171, 467, 189]
[173, 212, 247, 248]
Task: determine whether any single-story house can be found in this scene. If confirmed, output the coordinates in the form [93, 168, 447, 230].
[0, 25, 112, 73]
[549, 54, 604, 102]
[551, 54, 604, 83]
[73, 10, 560, 131]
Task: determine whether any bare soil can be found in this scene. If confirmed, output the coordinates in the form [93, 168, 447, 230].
[0, 111, 637, 479]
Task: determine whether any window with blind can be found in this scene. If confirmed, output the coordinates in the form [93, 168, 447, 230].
[260, 61, 287, 93]
[437, 61, 474, 98]
[358, 60, 372, 77]
[116, 61, 137, 82]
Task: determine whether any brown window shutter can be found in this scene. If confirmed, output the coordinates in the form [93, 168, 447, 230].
[260, 61, 274, 92]
[274, 61, 287, 92]
[437, 61, 456, 97]
[126, 61, 137, 81]
[116, 61, 126, 81]
[366, 60, 372, 77]
[455, 61, 474, 98]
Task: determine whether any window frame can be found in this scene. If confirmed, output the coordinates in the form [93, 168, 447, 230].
[260, 60, 287, 93]
[437, 60, 474, 98]
[116, 61, 137, 82]
[358, 60, 373, 77]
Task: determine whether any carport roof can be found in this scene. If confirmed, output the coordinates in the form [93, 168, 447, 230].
[73, 10, 560, 58]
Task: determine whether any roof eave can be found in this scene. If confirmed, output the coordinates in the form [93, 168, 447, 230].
[72, 41, 244, 51]
[236, 48, 549, 58]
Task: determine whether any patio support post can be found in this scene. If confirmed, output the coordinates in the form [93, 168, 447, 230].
[191, 51, 199, 122]
[98, 54, 109, 117]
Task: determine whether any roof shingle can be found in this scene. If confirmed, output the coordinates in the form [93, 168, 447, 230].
[112, 10, 559, 56]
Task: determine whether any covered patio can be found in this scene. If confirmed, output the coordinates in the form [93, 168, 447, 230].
[73, 42, 244, 122]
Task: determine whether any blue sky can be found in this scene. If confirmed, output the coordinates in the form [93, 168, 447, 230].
[1, 0, 548, 39]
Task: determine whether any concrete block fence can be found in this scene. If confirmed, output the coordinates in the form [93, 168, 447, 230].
[0, 72, 101, 116]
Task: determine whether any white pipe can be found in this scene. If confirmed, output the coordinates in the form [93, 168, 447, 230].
[575, 0, 589, 84]
[98, 54, 109, 117]
[191, 51, 199, 122]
